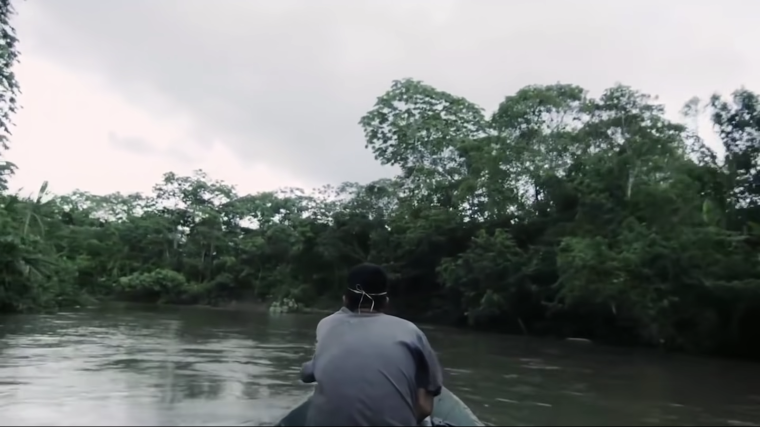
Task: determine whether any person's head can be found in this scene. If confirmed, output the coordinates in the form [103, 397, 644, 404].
[343, 263, 389, 312]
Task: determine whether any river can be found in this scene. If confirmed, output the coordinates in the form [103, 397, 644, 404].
[0, 305, 758, 426]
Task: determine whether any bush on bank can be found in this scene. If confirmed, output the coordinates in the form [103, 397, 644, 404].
[1, 0, 760, 358]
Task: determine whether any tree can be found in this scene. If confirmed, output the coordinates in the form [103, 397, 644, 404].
[2, 0, 760, 357]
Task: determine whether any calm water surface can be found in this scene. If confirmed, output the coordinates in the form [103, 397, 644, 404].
[0, 305, 759, 426]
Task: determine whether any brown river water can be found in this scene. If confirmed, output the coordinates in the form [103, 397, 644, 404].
[0, 304, 759, 426]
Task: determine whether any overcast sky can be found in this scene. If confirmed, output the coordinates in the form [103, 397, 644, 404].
[6, 0, 760, 197]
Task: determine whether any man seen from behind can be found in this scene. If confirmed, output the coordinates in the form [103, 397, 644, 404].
[300, 263, 444, 426]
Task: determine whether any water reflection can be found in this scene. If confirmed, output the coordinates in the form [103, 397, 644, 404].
[0, 308, 315, 426]
[0, 306, 759, 426]
[423, 326, 760, 426]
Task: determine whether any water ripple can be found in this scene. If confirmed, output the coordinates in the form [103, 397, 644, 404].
[2, 307, 760, 426]
[0, 309, 317, 426]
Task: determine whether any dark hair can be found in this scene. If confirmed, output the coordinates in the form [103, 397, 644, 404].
[344, 263, 389, 312]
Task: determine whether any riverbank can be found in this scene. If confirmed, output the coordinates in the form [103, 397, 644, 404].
[17, 298, 760, 363]
[9, 291, 757, 361]
[197, 300, 336, 315]
[84, 298, 337, 316]
[97, 300, 598, 346]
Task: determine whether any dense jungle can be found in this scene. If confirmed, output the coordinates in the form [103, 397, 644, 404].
[1, 2, 760, 359]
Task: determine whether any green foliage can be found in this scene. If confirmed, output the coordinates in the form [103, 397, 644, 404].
[1, 82, 758, 357]
[0, 0, 18, 190]
[117, 269, 195, 304]
[2, 2, 760, 358]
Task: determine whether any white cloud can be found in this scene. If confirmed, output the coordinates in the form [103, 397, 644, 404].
[5, 0, 760, 198]
[7, 56, 306, 198]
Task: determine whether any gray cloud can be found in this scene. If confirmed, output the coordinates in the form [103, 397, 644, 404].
[108, 132, 197, 164]
[162, 147, 199, 165]
[16, 0, 760, 186]
[108, 132, 157, 156]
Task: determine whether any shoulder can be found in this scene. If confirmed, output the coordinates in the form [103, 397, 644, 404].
[376, 314, 427, 338]
[315, 308, 352, 338]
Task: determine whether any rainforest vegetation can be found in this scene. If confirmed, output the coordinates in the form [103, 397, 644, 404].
[2, 3, 760, 358]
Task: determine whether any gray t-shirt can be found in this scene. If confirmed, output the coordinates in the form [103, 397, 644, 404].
[300, 307, 443, 426]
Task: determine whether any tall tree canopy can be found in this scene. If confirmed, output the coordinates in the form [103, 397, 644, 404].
[2, 4, 760, 358]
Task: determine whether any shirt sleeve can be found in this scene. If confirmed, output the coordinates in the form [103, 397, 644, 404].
[414, 329, 444, 397]
[301, 318, 325, 384]
[300, 360, 316, 383]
